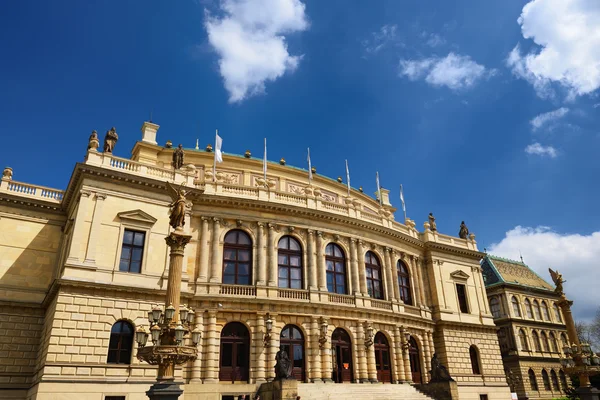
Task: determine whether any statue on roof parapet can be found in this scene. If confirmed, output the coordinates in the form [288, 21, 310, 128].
[88, 130, 99, 151]
[428, 213, 437, 231]
[103, 127, 118, 153]
[459, 221, 469, 239]
[172, 144, 185, 170]
[549, 268, 565, 296]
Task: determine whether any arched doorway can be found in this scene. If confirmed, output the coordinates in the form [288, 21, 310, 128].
[280, 325, 305, 381]
[219, 322, 250, 382]
[408, 336, 421, 384]
[374, 332, 392, 383]
[332, 328, 353, 383]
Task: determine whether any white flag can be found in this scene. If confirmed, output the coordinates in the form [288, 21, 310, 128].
[307, 148, 313, 182]
[400, 184, 407, 220]
[345, 160, 350, 195]
[376, 171, 382, 205]
[263, 138, 267, 181]
[215, 131, 223, 163]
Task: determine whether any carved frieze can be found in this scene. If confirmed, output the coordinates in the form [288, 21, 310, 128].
[320, 190, 338, 203]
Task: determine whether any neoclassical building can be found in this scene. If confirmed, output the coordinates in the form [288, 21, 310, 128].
[481, 255, 569, 400]
[0, 121, 511, 400]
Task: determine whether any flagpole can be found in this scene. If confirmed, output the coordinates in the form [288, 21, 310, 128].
[213, 129, 218, 182]
[263, 138, 267, 185]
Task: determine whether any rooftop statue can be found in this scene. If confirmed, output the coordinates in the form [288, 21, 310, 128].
[549, 268, 565, 296]
[428, 213, 437, 231]
[172, 144, 185, 170]
[459, 221, 469, 239]
[103, 127, 118, 153]
[166, 181, 187, 231]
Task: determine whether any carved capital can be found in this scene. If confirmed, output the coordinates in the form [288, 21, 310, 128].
[287, 226, 295, 233]
[200, 216, 210, 222]
[95, 193, 107, 201]
[267, 222, 276, 230]
[236, 219, 244, 227]
[212, 217, 221, 225]
[165, 232, 192, 254]
[350, 238, 357, 244]
[307, 229, 314, 236]
[316, 231, 324, 238]
[333, 234, 340, 242]
[80, 189, 92, 198]
[385, 246, 392, 253]
[257, 222, 264, 229]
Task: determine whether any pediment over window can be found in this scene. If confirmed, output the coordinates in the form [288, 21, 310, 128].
[117, 209, 157, 226]
[450, 270, 470, 281]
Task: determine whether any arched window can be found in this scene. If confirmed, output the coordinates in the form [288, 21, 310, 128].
[542, 369, 551, 391]
[529, 369, 538, 391]
[560, 333, 568, 349]
[553, 304, 563, 322]
[551, 370, 560, 391]
[549, 332, 558, 352]
[280, 325, 305, 381]
[374, 332, 392, 383]
[325, 243, 347, 294]
[365, 251, 384, 299]
[490, 297, 501, 318]
[532, 331, 542, 352]
[541, 301, 550, 321]
[469, 346, 481, 374]
[278, 236, 303, 289]
[107, 320, 134, 364]
[541, 332, 550, 352]
[559, 370, 568, 390]
[525, 299, 534, 319]
[512, 296, 522, 317]
[219, 322, 250, 382]
[533, 300, 542, 320]
[519, 329, 529, 351]
[223, 230, 253, 285]
[397, 260, 412, 305]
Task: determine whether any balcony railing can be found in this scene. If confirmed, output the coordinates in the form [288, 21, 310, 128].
[219, 285, 256, 297]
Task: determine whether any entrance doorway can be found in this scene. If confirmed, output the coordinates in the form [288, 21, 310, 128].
[374, 332, 392, 383]
[280, 325, 305, 381]
[332, 328, 353, 383]
[219, 322, 250, 382]
[408, 336, 421, 384]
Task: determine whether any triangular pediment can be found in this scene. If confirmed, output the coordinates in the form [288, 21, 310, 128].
[450, 270, 470, 280]
[117, 209, 157, 225]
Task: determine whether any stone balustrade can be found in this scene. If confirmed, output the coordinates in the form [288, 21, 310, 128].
[0, 178, 64, 204]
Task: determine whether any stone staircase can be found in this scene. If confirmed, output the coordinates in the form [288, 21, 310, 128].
[297, 382, 435, 400]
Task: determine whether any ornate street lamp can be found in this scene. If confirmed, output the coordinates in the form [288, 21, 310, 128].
[319, 317, 328, 348]
[263, 314, 273, 348]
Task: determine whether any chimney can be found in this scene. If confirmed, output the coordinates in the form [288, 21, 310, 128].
[140, 121, 159, 145]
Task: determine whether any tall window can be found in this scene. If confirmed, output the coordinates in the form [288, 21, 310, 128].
[470, 346, 481, 374]
[533, 331, 542, 352]
[549, 332, 558, 352]
[280, 325, 305, 381]
[490, 297, 501, 318]
[365, 251, 383, 299]
[560, 333, 568, 348]
[223, 230, 252, 285]
[512, 296, 522, 317]
[107, 321, 134, 364]
[541, 301, 550, 321]
[278, 236, 303, 289]
[541, 332, 550, 352]
[559, 370, 568, 390]
[397, 260, 412, 305]
[325, 243, 347, 294]
[456, 284, 469, 313]
[525, 299, 534, 319]
[529, 369, 538, 391]
[519, 329, 529, 351]
[542, 369, 551, 391]
[553, 304, 563, 322]
[533, 300, 542, 320]
[551, 370, 560, 391]
[119, 230, 145, 273]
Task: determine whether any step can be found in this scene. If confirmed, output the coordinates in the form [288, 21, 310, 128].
[297, 383, 435, 400]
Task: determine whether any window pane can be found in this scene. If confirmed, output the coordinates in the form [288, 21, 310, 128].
[221, 343, 232, 367]
[279, 278, 289, 288]
[133, 232, 145, 246]
[335, 262, 344, 273]
[334, 247, 342, 258]
[336, 283, 345, 294]
[289, 239, 300, 251]
[107, 349, 118, 364]
[366, 268, 372, 278]
[120, 350, 131, 364]
[326, 260, 334, 271]
[290, 256, 301, 267]
[290, 268, 301, 279]
[279, 267, 289, 279]
[237, 232, 251, 245]
[326, 273, 334, 286]
[132, 248, 143, 262]
[119, 260, 130, 272]
[123, 230, 133, 245]
[120, 247, 131, 261]
[237, 275, 250, 285]
[237, 344, 247, 365]
[120, 323, 132, 335]
[223, 275, 235, 284]
[291, 279, 301, 289]
[130, 262, 141, 273]
[278, 254, 288, 265]
[238, 250, 250, 262]
[224, 232, 237, 244]
[278, 238, 288, 249]
[372, 269, 379, 279]
[223, 249, 236, 260]
[281, 328, 290, 339]
[325, 245, 333, 256]
[336, 274, 345, 287]
[238, 263, 249, 276]
[224, 262, 236, 275]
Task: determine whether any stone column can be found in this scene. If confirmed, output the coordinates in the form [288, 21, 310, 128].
[317, 232, 327, 291]
[384, 247, 395, 301]
[209, 218, 221, 283]
[310, 317, 322, 382]
[66, 189, 93, 264]
[393, 326, 405, 383]
[413, 257, 427, 307]
[356, 323, 368, 382]
[350, 239, 360, 296]
[321, 322, 332, 382]
[407, 256, 421, 308]
[257, 223, 266, 285]
[203, 310, 218, 383]
[190, 310, 203, 382]
[83, 193, 106, 265]
[267, 224, 277, 287]
[357, 241, 367, 295]
[390, 250, 400, 301]
[425, 331, 433, 380]
[255, 314, 266, 382]
[266, 315, 278, 381]
[401, 328, 412, 382]
[366, 335, 378, 383]
[422, 332, 431, 382]
[197, 217, 210, 282]
[307, 230, 317, 290]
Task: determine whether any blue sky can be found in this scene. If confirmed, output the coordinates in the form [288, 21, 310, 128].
[1, 0, 599, 320]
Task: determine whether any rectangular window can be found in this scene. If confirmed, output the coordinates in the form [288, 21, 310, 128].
[479, 395, 488, 400]
[105, 397, 126, 400]
[119, 230, 145, 273]
[456, 284, 469, 313]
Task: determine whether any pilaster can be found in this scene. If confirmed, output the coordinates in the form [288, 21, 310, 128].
[209, 218, 221, 283]
[257, 223, 266, 286]
[66, 189, 93, 264]
[255, 314, 266, 382]
[83, 193, 106, 265]
[393, 326, 405, 383]
[366, 335, 378, 383]
[203, 310, 218, 383]
[197, 217, 210, 282]
[357, 322, 368, 382]
[401, 327, 412, 382]
[316, 232, 327, 291]
[267, 223, 277, 287]
[190, 311, 203, 382]
[350, 239, 360, 296]
[357, 240, 367, 295]
[390, 250, 400, 301]
[320, 320, 332, 382]
[384, 247, 395, 301]
[310, 317, 322, 382]
[307, 230, 317, 290]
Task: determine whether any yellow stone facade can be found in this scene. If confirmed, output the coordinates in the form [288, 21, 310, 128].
[0, 122, 511, 400]
[482, 255, 570, 400]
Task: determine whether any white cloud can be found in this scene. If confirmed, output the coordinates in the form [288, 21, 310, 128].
[424, 32, 446, 48]
[530, 107, 569, 131]
[204, 0, 308, 103]
[399, 53, 494, 90]
[489, 226, 600, 321]
[525, 142, 558, 157]
[507, 0, 600, 99]
[362, 24, 400, 54]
